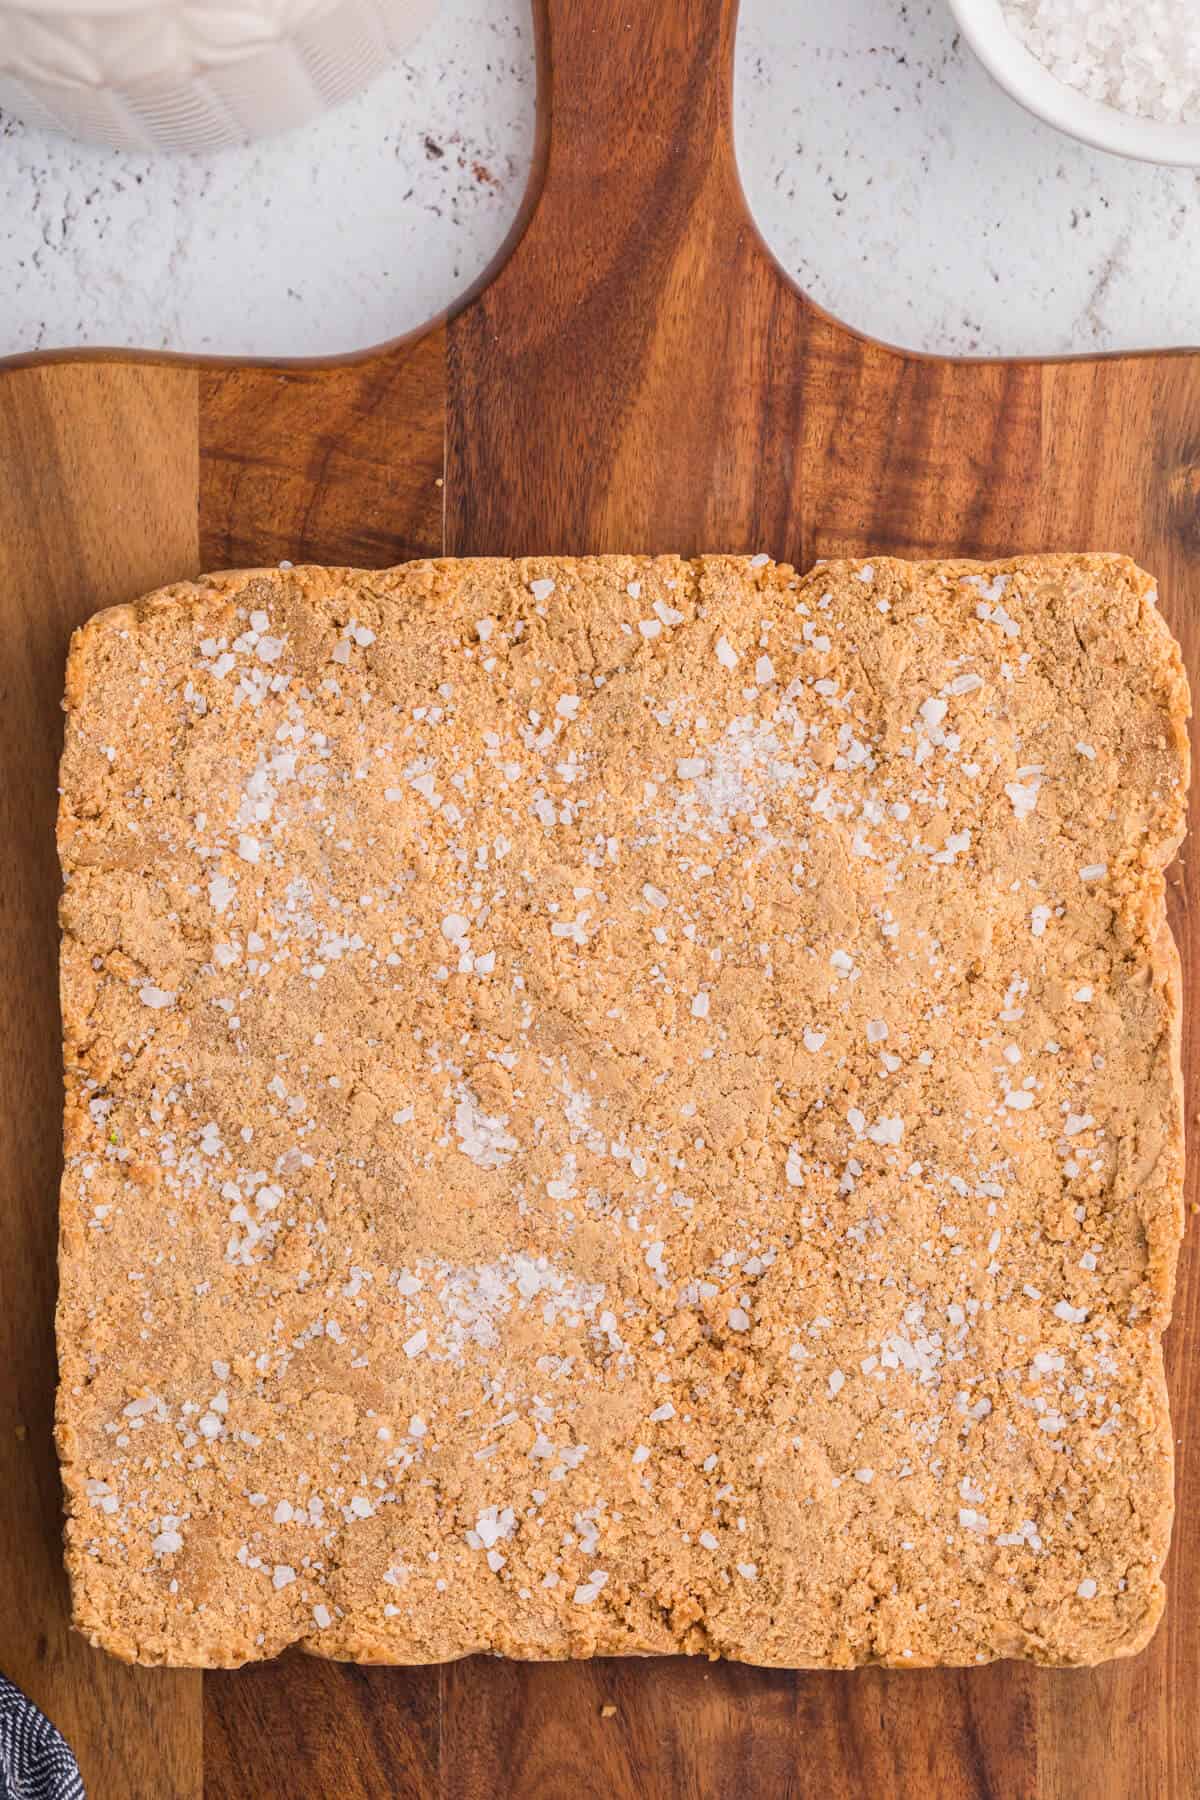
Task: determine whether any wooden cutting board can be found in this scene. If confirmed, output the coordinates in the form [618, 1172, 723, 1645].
[2, 3, 1197, 1795]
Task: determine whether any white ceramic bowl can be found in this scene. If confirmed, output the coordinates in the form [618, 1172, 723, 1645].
[948, 0, 1200, 166]
[0, 0, 439, 152]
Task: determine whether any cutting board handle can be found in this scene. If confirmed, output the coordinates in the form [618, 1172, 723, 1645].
[513, 0, 750, 284]
[450, 0, 779, 553]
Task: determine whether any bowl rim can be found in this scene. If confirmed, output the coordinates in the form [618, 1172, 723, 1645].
[947, 0, 1200, 167]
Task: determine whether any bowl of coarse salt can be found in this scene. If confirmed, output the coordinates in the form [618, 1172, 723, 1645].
[947, 0, 1200, 164]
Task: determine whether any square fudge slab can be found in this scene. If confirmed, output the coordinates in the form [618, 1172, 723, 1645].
[56, 553, 1188, 1667]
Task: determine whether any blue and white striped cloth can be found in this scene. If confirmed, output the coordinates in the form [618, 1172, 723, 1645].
[0, 1675, 83, 1800]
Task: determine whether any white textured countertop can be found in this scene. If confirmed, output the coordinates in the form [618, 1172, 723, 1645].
[2, 0, 1199, 362]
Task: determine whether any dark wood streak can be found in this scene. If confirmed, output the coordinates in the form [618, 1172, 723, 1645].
[0, 363, 204, 1800]
[200, 337, 446, 570]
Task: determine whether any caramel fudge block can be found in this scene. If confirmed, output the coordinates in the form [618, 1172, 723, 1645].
[56, 553, 1189, 1668]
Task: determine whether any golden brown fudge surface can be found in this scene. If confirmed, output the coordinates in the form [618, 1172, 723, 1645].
[56, 553, 1189, 1668]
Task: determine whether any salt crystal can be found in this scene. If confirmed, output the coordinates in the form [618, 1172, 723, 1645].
[867, 1116, 904, 1146]
[573, 1571, 608, 1604]
[1005, 779, 1040, 821]
[209, 874, 236, 914]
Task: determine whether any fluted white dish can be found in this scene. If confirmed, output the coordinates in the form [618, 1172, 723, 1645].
[0, 0, 440, 151]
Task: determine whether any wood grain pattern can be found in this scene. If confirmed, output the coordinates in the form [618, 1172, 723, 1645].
[0, 363, 204, 1800]
[199, 332, 446, 571]
[205, 1657, 440, 1800]
[1, 1, 1198, 1795]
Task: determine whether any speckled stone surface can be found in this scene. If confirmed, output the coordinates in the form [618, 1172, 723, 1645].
[1, 0, 1198, 361]
[0, 0, 534, 360]
[735, 0, 1200, 358]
